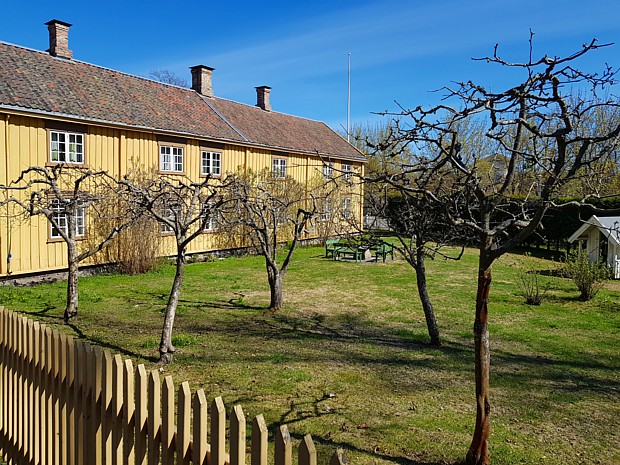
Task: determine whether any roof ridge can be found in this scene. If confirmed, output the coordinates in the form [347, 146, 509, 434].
[212, 95, 328, 125]
[200, 95, 249, 142]
[0, 40, 193, 93]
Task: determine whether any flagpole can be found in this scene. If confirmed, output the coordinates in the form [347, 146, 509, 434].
[347, 52, 351, 142]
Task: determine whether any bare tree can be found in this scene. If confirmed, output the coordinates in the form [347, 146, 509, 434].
[385, 193, 465, 346]
[379, 36, 620, 464]
[149, 69, 189, 88]
[223, 169, 316, 310]
[118, 173, 223, 363]
[360, 121, 466, 346]
[1, 165, 135, 322]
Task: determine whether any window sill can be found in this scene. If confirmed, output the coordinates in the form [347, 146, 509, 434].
[47, 236, 86, 244]
[158, 170, 186, 176]
[46, 162, 89, 169]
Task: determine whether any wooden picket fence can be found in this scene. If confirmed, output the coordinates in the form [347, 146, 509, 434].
[0, 307, 347, 465]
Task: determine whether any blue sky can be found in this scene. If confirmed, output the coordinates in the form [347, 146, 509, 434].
[2, 1, 619, 132]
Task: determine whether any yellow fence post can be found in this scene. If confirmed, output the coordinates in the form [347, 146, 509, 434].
[192, 390, 208, 465]
[74, 340, 86, 465]
[38, 323, 48, 465]
[17, 315, 26, 464]
[161, 376, 175, 465]
[135, 364, 148, 465]
[211, 396, 226, 465]
[0, 308, 5, 458]
[148, 369, 162, 465]
[10, 312, 17, 463]
[298, 435, 317, 465]
[44, 326, 54, 465]
[123, 359, 135, 465]
[51, 329, 61, 465]
[91, 345, 104, 465]
[177, 382, 191, 465]
[59, 333, 68, 465]
[112, 353, 124, 465]
[274, 425, 292, 465]
[230, 404, 246, 465]
[66, 334, 76, 465]
[22, 317, 31, 465]
[251, 414, 268, 465]
[102, 350, 114, 464]
[32, 320, 41, 465]
[330, 449, 347, 465]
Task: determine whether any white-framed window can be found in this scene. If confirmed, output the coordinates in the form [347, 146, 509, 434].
[159, 208, 175, 233]
[272, 158, 287, 178]
[50, 131, 84, 164]
[50, 199, 85, 239]
[160, 145, 184, 173]
[319, 198, 332, 222]
[202, 202, 220, 231]
[323, 162, 334, 180]
[342, 197, 352, 219]
[201, 151, 221, 176]
[342, 163, 352, 181]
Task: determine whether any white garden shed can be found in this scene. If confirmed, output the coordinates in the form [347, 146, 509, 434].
[567, 215, 620, 279]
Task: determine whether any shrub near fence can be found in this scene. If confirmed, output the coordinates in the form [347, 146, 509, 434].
[0, 307, 346, 465]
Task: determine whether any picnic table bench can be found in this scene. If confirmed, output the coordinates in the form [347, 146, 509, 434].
[325, 239, 341, 258]
[373, 243, 394, 262]
[334, 246, 366, 262]
[326, 237, 395, 262]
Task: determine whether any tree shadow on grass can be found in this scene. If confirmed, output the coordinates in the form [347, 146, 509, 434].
[228, 391, 464, 465]
[14, 304, 61, 320]
[490, 349, 620, 397]
[307, 433, 465, 465]
[66, 322, 159, 363]
[277, 397, 463, 465]
[145, 291, 265, 312]
[193, 308, 619, 397]
[11, 307, 159, 363]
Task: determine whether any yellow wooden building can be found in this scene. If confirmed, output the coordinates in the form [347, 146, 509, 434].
[0, 20, 365, 277]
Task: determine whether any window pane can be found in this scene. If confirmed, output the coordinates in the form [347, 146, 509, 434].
[213, 153, 221, 175]
[272, 158, 286, 177]
[50, 132, 85, 164]
[75, 207, 85, 237]
[160, 146, 183, 172]
[202, 151, 210, 174]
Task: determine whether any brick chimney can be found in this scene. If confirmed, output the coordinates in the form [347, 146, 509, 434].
[256, 86, 271, 111]
[190, 65, 214, 97]
[45, 19, 73, 59]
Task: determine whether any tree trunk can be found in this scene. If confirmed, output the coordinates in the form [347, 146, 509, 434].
[159, 252, 186, 363]
[414, 245, 441, 346]
[267, 266, 283, 310]
[466, 248, 493, 465]
[64, 240, 79, 323]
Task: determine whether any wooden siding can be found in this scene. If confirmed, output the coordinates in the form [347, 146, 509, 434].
[0, 113, 364, 276]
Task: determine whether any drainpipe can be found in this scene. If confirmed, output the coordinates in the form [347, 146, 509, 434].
[4, 114, 11, 275]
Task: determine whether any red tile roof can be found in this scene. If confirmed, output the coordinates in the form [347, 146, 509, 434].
[0, 42, 364, 161]
[209, 98, 363, 159]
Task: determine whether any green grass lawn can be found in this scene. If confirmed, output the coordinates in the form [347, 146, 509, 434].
[1, 246, 619, 465]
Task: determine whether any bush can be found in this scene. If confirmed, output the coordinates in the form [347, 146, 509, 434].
[517, 258, 550, 305]
[563, 251, 611, 301]
[86, 165, 163, 275]
[115, 215, 162, 274]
